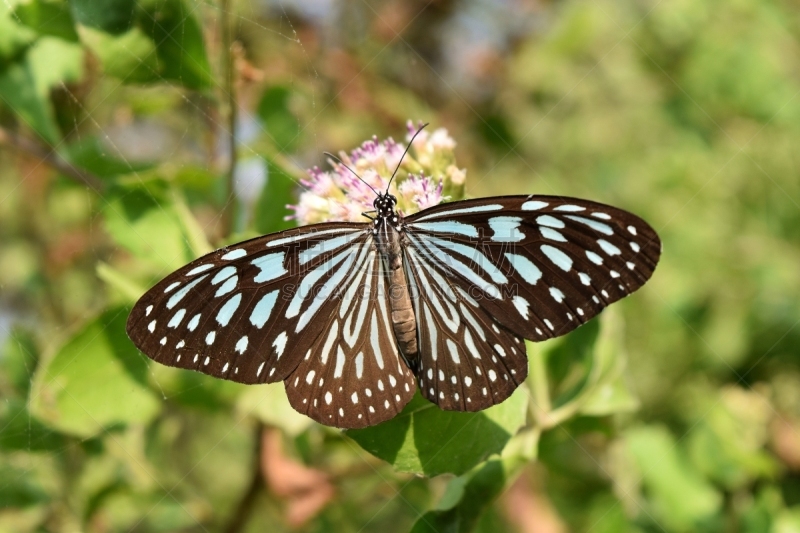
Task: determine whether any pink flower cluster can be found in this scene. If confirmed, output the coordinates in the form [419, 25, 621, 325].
[288, 121, 466, 225]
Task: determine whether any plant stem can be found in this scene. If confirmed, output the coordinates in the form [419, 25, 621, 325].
[223, 422, 265, 533]
[527, 342, 552, 428]
[220, 0, 237, 236]
[0, 126, 105, 192]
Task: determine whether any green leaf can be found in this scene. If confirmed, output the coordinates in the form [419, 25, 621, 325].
[0, 5, 36, 60]
[253, 158, 297, 234]
[1, 327, 38, 397]
[257, 86, 301, 152]
[26, 36, 84, 94]
[530, 310, 639, 428]
[103, 184, 194, 270]
[69, 0, 136, 35]
[624, 425, 722, 531]
[78, 25, 160, 83]
[61, 136, 153, 178]
[410, 430, 536, 533]
[0, 36, 83, 143]
[96, 262, 146, 303]
[347, 388, 527, 477]
[237, 383, 313, 437]
[137, 0, 212, 90]
[14, 0, 79, 42]
[0, 399, 67, 452]
[0, 60, 59, 142]
[29, 308, 161, 438]
[0, 466, 50, 508]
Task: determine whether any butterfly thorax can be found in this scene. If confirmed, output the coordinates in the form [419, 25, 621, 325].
[371, 193, 418, 360]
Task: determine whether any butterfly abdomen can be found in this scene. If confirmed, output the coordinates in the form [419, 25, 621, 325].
[375, 217, 419, 359]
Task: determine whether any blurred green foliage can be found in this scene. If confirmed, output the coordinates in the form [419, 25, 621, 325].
[1, 0, 800, 532]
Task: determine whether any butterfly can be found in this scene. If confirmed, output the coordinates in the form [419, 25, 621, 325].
[127, 128, 661, 429]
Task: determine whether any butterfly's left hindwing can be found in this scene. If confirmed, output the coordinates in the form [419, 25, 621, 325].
[126, 222, 372, 385]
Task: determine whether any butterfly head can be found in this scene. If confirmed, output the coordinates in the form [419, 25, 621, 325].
[373, 193, 398, 218]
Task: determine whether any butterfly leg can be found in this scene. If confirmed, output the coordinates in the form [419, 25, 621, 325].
[361, 210, 376, 221]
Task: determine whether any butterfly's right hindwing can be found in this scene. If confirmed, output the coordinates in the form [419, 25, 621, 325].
[126, 223, 372, 385]
[284, 248, 416, 428]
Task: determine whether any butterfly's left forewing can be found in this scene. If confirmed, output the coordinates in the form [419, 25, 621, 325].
[126, 222, 374, 385]
[402, 195, 660, 409]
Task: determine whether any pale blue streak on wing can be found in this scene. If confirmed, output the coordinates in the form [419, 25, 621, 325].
[285, 248, 351, 319]
[212, 266, 236, 285]
[408, 236, 502, 299]
[297, 245, 363, 331]
[250, 290, 279, 328]
[299, 231, 364, 265]
[540, 245, 573, 272]
[504, 253, 542, 285]
[216, 293, 243, 326]
[167, 274, 209, 309]
[415, 234, 508, 284]
[488, 216, 525, 242]
[410, 221, 479, 238]
[413, 203, 503, 222]
[564, 215, 613, 235]
[252, 252, 287, 283]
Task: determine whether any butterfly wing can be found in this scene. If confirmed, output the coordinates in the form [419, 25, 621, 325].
[402, 195, 660, 408]
[404, 246, 529, 410]
[284, 247, 416, 428]
[127, 222, 374, 385]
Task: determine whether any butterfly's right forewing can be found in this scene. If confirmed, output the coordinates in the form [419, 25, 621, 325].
[126, 223, 371, 385]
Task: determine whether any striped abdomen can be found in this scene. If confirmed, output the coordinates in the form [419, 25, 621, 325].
[377, 222, 418, 359]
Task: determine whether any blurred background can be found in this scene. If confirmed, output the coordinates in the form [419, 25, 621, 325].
[2, 0, 800, 531]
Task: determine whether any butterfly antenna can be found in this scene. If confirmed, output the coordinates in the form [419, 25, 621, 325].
[386, 122, 429, 194]
[323, 152, 380, 197]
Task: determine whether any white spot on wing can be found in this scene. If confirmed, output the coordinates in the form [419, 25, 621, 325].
[273, 331, 288, 359]
[186, 264, 214, 276]
[549, 287, 565, 303]
[164, 281, 181, 293]
[512, 295, 530, 320]
[221, 249, 247, 260]
[521, 200, 548, 211]
[235, 336, 248, 354]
